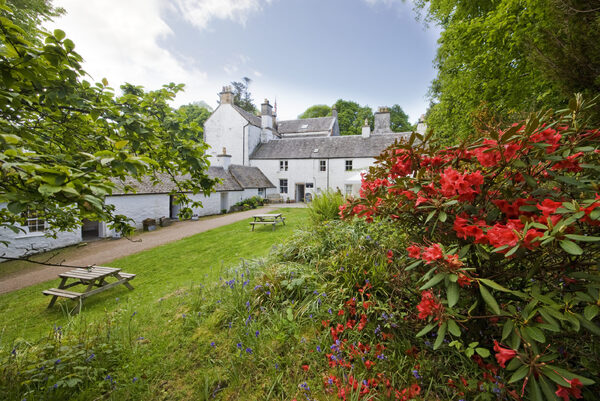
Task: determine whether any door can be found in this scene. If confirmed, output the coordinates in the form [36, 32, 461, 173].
[220, 192, 229, 212]
[169, 195, 181, 219]
[81, 219, 100, 240]
[296, 184, 305, 203]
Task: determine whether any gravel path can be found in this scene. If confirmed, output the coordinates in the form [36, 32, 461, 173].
[0, 206, 291, 294]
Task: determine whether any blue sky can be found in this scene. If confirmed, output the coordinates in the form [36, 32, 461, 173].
[50, 0, 440, 122]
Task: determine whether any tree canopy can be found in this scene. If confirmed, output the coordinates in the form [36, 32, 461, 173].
[230, 77, 257, 114]
[415, 0, 600, 143]
[298, 101, 414, 135]
[298, 104, 331, 119]
[177, 102, 212, 140]
[0, 2, 215, 240]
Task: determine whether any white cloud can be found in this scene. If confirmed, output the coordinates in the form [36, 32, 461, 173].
[170, 0, 274, 30]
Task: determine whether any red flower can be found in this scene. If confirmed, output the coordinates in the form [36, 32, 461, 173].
[409, 383, 421, 397]
[555, 378, 583, 401]
[422, 244, 443, 264]
[365, 360, 375, 370]
[487, 224, 519, 249]
[387, 250, 394, 264]
[407, 245, 422, 259]
[301, 364, 310, 372]
[537, 199, 563, 216]
[416, 290, 443, 319]
[493, 340, 517, 368]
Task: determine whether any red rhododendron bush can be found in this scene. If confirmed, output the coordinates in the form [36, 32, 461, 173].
[340, 97, 600, 400]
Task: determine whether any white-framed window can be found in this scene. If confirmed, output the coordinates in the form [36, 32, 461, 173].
[279, 179, 288, 194]
[305, 183, 314, 189]
[279, 160, 288, 171]
[258, 188, 266, 197]
[23, 210, 45, 233]
[319, 160, 327, 172]
[345, 160, 353, 171]
[345, 184, 353, 195]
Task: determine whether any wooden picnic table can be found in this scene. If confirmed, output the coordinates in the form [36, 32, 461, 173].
[250, 213, 286, 231]
[43, 266, 135, 312]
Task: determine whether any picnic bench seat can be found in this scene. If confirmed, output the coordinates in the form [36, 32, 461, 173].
[43, 267, 136, 313]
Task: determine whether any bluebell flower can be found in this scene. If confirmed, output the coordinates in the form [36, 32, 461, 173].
[255, 331, 260, 337]
[237, 343, 242, 349]
[328, 308, 332, 314]
[245, 348, 253, 354]
[266, 291, 271, 295]
[412, 369, 421, 379]
[275, 363, 279, 370]
[210, 342, 216, 347]
[131, 311, 136, 317]
[228, 321, 232, 328]
[54, 359, 61, 365]
[316, 346, 321, 352]
[133, 377, 138, 383]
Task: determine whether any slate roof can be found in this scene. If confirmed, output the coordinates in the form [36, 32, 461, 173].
[250, 132, 412, 159]
[277, 117, 336, 135]
[110, 164, 275, 195]
[229, 165, 276, 189]
[232, 105, 262, 127]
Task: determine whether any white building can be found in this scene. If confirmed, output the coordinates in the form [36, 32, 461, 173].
[204, 86, 419, 202]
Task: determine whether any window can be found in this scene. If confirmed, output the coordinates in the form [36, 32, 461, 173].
[258, 188, 266, 197]
[23, 210, 45, 233]
[279, 179, 288, 194]
[305, 183, 314, 189]
[279, 160, 288, 171]
[319, 160, 327, 172]
[345, 184, 353, 195]
[345, 160, 353, 171]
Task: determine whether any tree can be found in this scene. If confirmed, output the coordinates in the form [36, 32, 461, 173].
[298, 104, 331, 119]
[177, 102, 212, 141]
[0, 3, 215, 240]
[5, 0, 64, 42]
[415, 0, 600, 144]
[388, 104, 414, 132]
[230, 77, 257, 114]
[334, 99, 374, 136]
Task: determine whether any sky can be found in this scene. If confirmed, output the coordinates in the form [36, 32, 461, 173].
[48, 0, 440, 123]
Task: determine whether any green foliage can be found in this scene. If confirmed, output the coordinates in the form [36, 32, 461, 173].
[177, 102, 212, 140]
[6, 0, 64, 43]
[298, 104, 331, 119]
[389, 104, 414, 132]
[233, 196, 265, 211]
[416, 0, 600, 143]
[334, 99, 374, 136]
[0, 4, 215, 238]
[307, 190, 345, 225]
[230, 77, 257, 113]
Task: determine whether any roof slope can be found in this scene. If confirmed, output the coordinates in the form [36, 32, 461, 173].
[111, 166, 246, 195]
[229, 165, 276, 188]
[277, 117, 336, 134]
[251, 133, 411, 159]
[232, 105, 261, 127]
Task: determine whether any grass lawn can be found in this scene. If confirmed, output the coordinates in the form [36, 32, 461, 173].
[0, 207, 308, 345]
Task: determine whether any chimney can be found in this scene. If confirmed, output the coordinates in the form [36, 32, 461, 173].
[219, 86, 234, 105]
[217, 147, 231, 170]
[374, 107, 391, 134]
[331, 105, 338, 119]
[416, 114, 427, 135]
[261, 99, 274, 143]
[361, 118, 371, 138]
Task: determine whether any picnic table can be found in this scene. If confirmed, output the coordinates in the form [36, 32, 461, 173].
[250, 213, 286, 231]
[43, 266, 136, 312]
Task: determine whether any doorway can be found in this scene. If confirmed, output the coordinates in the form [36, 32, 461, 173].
[220, 192, 229, 213]
[81, 219, 100, 241]
[296, 184, 305, 203]
[170, 195, 181, 219]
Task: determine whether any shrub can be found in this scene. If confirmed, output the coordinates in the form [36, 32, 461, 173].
[307, 190, 346, 225]
[234, 196, 265, 210]
[341, 95, 600, 400]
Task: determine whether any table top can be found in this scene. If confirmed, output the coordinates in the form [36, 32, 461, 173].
[59, 266, 121, 280]
[253, 213, 282, 219]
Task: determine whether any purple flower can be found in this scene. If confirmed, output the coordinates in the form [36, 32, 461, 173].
[412, 369, 421, 379]
[210, 342, 216, 348]
[237, 343, 242, 349]
[316, 346, 321, 352]
[255, 331, 260, 337]
[245, 348, 253, 354]
[133, 377, 138, 383]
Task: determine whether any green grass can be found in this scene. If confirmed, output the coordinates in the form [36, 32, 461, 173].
[0, 208, 308, 345]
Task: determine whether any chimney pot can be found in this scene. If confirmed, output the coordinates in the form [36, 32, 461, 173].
[219, 86, 234, 104]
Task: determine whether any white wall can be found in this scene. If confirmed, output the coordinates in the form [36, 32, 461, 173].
[0, 204, 82, 260]
[245, 125, 262, 165]
[188, 192, 224, 217]
[204, 104, 253, 166]
[251, 157, 375, 201]
[106, 194, 170, 235]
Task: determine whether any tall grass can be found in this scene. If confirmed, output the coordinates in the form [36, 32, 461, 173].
[307, 190, 345, 225]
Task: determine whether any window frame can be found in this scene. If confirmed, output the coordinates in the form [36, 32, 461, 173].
[279, 179, 288, 194]
[345, 160, 353, 171]
[279, 160, 288, 171]
[22, 210, 46, 234]
[319, 160, 327, 172]
[345, 184, 353, 195]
